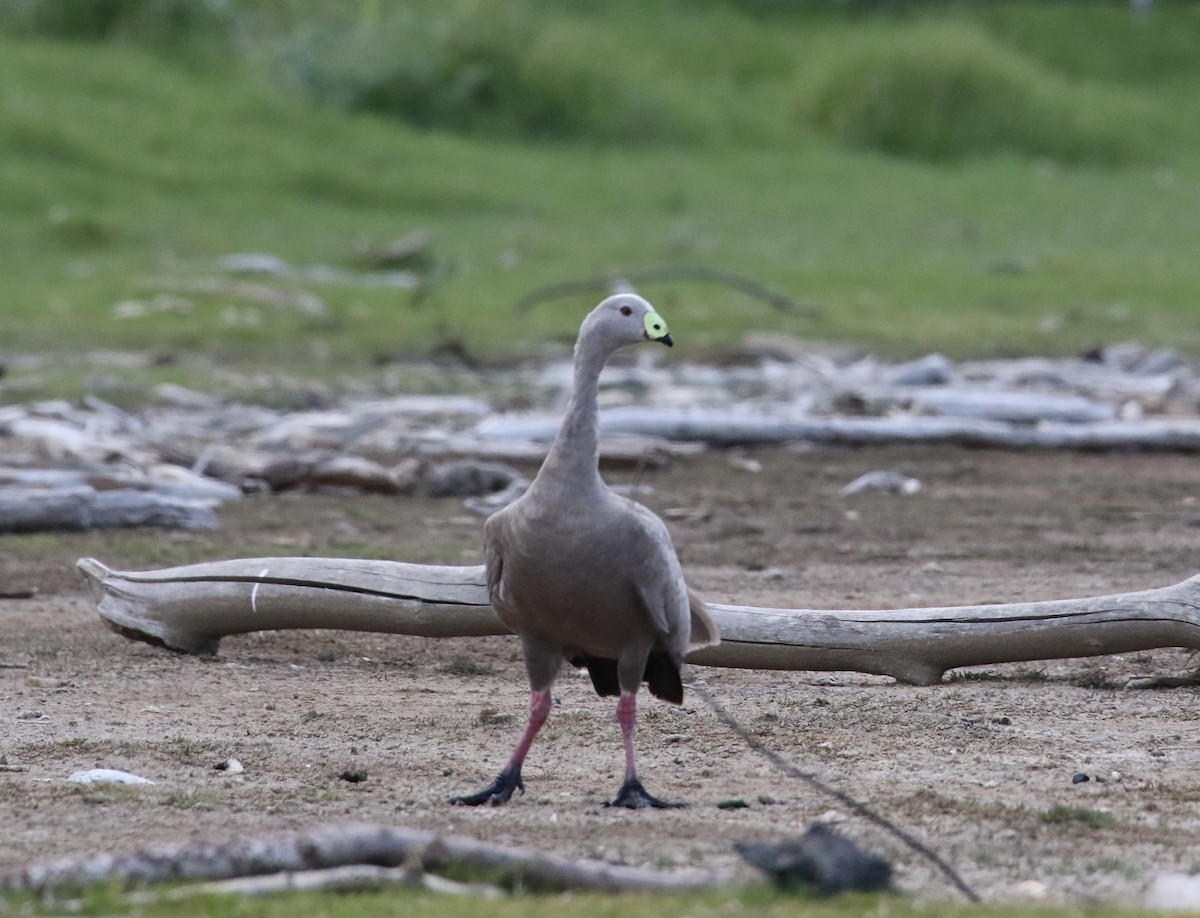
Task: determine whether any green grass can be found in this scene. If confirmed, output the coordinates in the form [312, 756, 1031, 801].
[6, 886, 1174, 918]
[2, 0, 1200, 398]
[1040, 804, 1119, 830]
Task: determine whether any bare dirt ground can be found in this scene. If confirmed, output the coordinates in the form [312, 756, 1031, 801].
[3, 444, 1200, 907]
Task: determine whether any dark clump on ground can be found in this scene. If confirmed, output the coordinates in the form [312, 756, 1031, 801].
[735, 824, 892, 894]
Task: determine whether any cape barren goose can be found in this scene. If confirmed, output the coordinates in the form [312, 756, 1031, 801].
[450, 293, 719, 809]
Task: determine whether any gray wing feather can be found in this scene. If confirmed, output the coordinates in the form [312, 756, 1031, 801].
[627, 501, 693, 662]
[482, 512, 509, 614]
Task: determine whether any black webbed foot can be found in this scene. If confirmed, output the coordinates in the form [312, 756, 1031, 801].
[449, 768, 525, 806]
[604, 777, 683, 810]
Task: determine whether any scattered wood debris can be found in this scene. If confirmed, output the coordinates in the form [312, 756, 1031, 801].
[2, 341, 1200, 531]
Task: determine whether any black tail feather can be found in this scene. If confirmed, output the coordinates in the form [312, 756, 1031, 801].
[572, 656, 620, 697]
[569, 652, 683, 704]
[644, 652, 683, 704]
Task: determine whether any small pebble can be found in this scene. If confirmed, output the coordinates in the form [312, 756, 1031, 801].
[717, 799, 749, 810]
[816, 809, 846, 824]
[729, 455, 762, 473]
[841, 470, 922, 496]
[1015, 879, 1048, 900]
[661, 733, 692, 744]
[340, 769, 368, 783]
[1071, 772, 1090, 784]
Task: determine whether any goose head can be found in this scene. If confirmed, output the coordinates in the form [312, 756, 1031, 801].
[579, 294, 673, 356]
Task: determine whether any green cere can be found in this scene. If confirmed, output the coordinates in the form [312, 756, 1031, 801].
[643, 312, 669, 340]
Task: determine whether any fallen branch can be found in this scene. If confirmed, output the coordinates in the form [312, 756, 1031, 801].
[79, 557, 1200, 685]
[146, 864, 503, 900]
[5, 822, 730, 895]
[855, 386, 1115, 424]
[475, 407, 1200, 452]
[1, 488, 218, 533]
[255, 453, 420, 495]
[0, 466, 241, 503]
[420, 434, 683, 469]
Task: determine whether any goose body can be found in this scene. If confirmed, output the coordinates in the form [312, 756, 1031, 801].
[450, 293, 718, 809]
[487, 473, 708, 703]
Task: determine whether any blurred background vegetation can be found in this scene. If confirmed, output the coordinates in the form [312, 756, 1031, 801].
[2, 0, 1199, 394]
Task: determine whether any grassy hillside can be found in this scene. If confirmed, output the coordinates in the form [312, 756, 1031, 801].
[2, 0, 1200, 387]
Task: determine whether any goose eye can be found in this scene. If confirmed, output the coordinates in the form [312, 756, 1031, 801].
[620, 305, 633, 317]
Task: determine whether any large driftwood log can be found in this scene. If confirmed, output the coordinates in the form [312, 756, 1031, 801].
[6, 822, 729, 895]
[79, 556, 1200, 685]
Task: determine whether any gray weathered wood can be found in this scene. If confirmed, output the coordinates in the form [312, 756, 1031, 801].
[6, 822, 729, 895]
[1, 488, 218, 533]
[78, 556, 1200, 685]
[474, 408, 1200, 451]
[417, 433, 684, 468]
[0, 465, 242, 502]
[855, 387, 1116, 424]
[145, 864, 504, 900]
[78, 557, 493, 656]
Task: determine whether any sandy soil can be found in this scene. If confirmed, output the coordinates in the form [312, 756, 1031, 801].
[3, 444, 1200, 906]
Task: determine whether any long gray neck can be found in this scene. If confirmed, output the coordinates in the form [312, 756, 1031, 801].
[537, 337, 612, 490]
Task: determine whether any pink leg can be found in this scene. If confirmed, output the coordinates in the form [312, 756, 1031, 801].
[617, 691, 639, 781]
[606, 691, 682, 809]
[449, 688, 552, 806]
[505, 688, 552, 772]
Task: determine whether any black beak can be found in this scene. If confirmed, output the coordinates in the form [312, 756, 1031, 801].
[659, 333, 674, 348]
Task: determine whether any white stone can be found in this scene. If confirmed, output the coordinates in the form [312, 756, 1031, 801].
[68, 768, 154, 785]
[1146, 873, 1200, 911]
